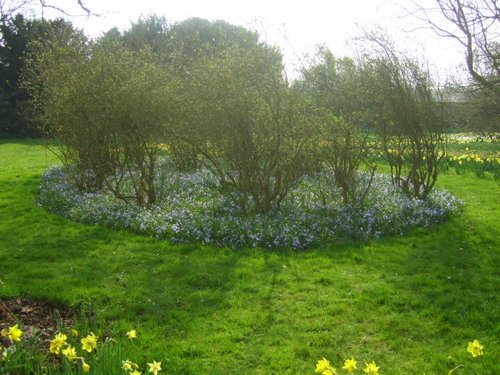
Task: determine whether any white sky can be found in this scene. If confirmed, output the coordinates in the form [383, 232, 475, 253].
[29, 0, 471, 80]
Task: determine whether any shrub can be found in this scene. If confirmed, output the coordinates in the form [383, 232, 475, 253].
[176, 45, 314, 215]
[360, 33, 446, 199]
[297, 48, 377, 205]
[25, 39, 176, 208]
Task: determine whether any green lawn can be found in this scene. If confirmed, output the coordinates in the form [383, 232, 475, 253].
[0, 139, 498, 374]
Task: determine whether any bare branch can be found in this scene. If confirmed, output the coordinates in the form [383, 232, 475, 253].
[407, 0, 499, 98]
[1, 0, 97, 21]
[0, 0, 32, 22]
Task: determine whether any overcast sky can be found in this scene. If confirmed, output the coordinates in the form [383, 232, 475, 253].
[29, 0, 470, 80]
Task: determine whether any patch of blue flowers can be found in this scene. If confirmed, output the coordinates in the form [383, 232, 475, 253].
[38, 164, 464, 249]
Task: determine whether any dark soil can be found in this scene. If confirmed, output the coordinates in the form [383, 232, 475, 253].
[0, 298, 73, 345]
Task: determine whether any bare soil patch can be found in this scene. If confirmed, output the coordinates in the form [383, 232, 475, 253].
[0, 298, 73, 345]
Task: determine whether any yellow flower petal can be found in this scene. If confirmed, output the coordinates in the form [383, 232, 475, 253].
[467, 339, 484, 357]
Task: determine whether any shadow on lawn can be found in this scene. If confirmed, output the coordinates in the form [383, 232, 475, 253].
[376, 214, 498, 340]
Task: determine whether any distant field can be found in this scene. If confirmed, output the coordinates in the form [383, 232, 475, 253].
[0, 138, 498, 374]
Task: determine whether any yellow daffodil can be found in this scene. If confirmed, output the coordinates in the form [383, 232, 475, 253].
[71, 328, 79, 337]
[148, 360, 162, 375]
[342, 357, 357, 373]
[126, 329, 137, 340]
[131, 371, 142, 375]
[467, 339, 484, 357]
[363, 361, 380, 375]
[315, 357, 337, 374]
[62, 345, 77, 361]
[82, 361, 91, 373]
[1, 324, 23, 343]
[49, 332, 68, 354]
[81, 332, 98, 352]
[315, 358, 331, 373]
[122, 360, 133, 371]
[123, 359, 139, 371]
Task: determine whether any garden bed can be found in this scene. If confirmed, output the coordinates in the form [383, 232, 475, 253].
[37, 163, 464, 249]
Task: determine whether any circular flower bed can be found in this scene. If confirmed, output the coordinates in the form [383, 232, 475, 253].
[37, 164, 464, 249]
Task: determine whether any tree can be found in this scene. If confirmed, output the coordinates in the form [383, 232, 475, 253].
[410, 0, 499, 97]
[165, 18, 267, 171]
[0, 13, 83, 135]
[166, 17, 260, 70]
[121, 15, 170, 59]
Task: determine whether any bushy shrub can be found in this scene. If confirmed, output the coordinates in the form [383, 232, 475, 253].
[360, 34, 446, 199]
[296, 49, 376, 205]
[177, 45, 314, 215]
[25, 39, 176, 208]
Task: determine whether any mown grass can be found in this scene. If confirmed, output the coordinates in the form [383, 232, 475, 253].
[0, 139, 498, 374]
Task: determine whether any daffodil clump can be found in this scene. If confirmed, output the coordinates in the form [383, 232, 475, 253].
[38, 162, 463, 250]
[47, 330, 96, 373]
[122, 358, 162, 375]
[1, 324, 163, 374]
[445, 151, 500, 179]
[47, 328, 162, 374]
[315, 356, 378, 375]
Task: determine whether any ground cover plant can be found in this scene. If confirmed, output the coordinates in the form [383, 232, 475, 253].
[37, 162, 463, 250]
[1, 139, 498, 373]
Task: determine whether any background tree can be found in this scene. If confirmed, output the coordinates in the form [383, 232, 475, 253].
[0, 13, 82, 136]
[166, 17, 260, 71]
[122, 15, 169, 57]
[411, 0, 499, 93]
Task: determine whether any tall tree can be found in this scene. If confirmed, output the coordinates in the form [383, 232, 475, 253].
[178, 44, 313, 214]
[296, 47, 376, 205]
[0, 14, 83, 135]
[166, 17, 260, 73]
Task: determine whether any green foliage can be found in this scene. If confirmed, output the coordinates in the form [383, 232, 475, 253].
[122, 15, 170, 57]
[166, 17, 260, 71]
